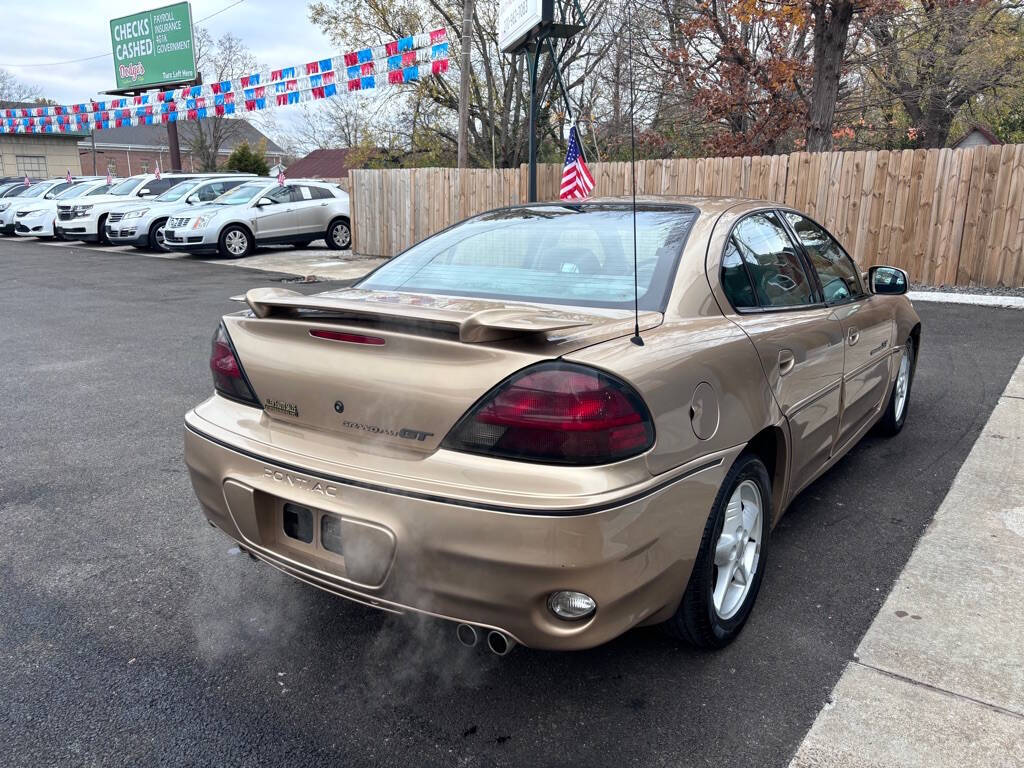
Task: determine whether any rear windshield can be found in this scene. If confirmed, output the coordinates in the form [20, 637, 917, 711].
[358, 205, 698, 311]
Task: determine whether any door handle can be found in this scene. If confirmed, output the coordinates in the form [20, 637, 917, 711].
[779, 349, 796, 376]
[319, 202, 329, 207]
[848, 326, 860, 346]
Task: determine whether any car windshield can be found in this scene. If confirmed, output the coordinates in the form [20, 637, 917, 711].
[212, 183, 269, 205]
[155, 179, 203, 202]
[108, 178, 143, 196]
[19, 184, 54, 199]
[358, 205, 698, 311]
[56, 184, 99, 200]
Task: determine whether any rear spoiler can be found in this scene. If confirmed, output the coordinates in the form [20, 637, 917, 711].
[237, 287, 593, 343]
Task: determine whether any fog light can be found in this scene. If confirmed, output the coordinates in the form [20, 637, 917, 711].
[548, 591, 596, 620]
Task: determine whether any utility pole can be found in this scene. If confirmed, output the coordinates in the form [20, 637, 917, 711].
[456, 0, 473, 168]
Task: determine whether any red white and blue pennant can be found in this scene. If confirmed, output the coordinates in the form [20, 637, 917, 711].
[1, 29, 449, 134]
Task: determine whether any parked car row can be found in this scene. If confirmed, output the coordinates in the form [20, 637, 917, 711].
[1, 173, 353, 259]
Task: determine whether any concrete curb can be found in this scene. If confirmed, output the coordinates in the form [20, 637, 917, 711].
[908, 291, 1024, 309]
[790, 354, 1024, 767]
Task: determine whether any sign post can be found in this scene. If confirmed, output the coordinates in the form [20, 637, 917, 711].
[498, 0, 581, 201]
[108, 2, 197, 171]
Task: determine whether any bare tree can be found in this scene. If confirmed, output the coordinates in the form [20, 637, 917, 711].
[0, 69, 42, 103]
[864, 0, 1024, 148]
[181, 29, 258, 170]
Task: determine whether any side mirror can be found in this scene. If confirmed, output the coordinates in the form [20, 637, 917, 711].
[256, 197, 273, 207]
[44, 192, 55, 199]
[869, 266, 909, 295]
[186, 194, 199, 204]
[138, 189, 151, 197]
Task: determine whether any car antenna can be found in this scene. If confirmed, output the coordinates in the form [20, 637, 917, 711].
[626, 0, 643, 347]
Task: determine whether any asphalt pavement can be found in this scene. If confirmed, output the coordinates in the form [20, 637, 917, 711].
[2, 237, 1023, 768]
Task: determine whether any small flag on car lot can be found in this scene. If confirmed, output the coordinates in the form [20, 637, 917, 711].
[66, 170, 72, 183]
[559, 125, 594, 201]
[106, 171, 112, 185]
[23, 175, 30, 186]
[154, 162, 161, 180]
[277, 171, 285, 186]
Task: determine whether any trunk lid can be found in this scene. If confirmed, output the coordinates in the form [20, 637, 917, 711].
[224, 287, 661, 453]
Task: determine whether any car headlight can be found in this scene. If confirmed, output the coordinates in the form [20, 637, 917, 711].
[124, 208, 148, 219]
[192, 216, 212, 229]
[19, 209, 41, 216]
[0, 202, 10, 212]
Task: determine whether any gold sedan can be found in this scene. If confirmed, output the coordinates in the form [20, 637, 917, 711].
[184, 197, 920, 653]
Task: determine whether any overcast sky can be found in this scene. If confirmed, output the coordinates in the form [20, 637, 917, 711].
[0, 0, 336, 144]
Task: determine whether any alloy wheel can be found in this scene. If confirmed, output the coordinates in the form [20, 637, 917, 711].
[225, 230, 248, 256]
[332, 222, 351, 249]
[894, 341, 912, 422]
[712, 479, 763, 620]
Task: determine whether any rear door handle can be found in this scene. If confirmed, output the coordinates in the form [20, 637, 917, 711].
[779, 349, 796, 376]
[848, 326, 860, 346]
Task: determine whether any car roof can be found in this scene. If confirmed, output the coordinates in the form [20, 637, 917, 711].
[527, 195, 784, 216]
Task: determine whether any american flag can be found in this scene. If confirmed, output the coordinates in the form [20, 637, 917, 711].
[106, 171, 113, 185]
[65, 170, 72, 183]
[23, 175, 30, 187]
[277, 170, 286, 186]
[154, 162, 161, 180]
[559, 125, 594, 201]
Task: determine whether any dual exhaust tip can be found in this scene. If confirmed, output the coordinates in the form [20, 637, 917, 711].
[456, 623, 515, 656]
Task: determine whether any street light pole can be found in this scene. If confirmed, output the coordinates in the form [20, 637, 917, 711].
[456, 0, 474, 168]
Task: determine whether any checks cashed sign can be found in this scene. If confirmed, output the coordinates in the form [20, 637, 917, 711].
[109, 2, 197, 90]
[498, 0, 553, 53]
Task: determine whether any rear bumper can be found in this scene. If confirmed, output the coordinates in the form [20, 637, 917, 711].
[184, 412, 738, 650]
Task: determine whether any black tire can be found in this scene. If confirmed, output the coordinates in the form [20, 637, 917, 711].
[96, 215, 109, 245]
[325, 218, 351, 250]
[876, 337, 915, 436]
[217, 225, 253, 259]
[664, 453, 771, 649]
[292, 241, 313, 249]
[148, 219, 169, 252]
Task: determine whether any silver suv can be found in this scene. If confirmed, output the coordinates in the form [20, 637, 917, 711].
[162, 179, 351, 258]
[106, 176, 255, 251]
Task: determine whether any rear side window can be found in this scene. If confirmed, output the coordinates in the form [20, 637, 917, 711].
[308, 186, 333, 199]
[784, 212, 863, 303]
[729, 213, 817, 309]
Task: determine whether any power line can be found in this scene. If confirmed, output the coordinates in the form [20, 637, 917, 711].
[0, 0, 246, 68]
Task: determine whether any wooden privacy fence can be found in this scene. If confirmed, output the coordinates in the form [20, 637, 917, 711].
[350, 144, 1024, 288]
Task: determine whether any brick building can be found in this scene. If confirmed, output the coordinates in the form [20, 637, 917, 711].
[78, 121, 285, 176]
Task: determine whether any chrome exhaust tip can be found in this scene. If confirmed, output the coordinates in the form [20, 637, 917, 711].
[486, 630, 516, 656]
[456, 623, 479, 648]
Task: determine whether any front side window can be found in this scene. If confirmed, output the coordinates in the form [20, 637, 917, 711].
[360, 205, 697, 311]
[729, 212, 817, 308]
[265, 185, 295, 204]
[139, 178, 177, 197]
[784, 212, 863, 304]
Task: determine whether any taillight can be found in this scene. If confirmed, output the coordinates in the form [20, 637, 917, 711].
[442, 362, 654, 464]
[210, 322, 260, 406]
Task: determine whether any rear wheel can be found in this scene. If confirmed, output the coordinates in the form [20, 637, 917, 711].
[326, 218, 351, 250]
[148, 219, 169, 251]
[664, 453, 771, 649]
[877, 337, 915, 436]
[218, 225, 252, 259]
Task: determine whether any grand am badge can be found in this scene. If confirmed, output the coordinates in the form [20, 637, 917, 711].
[265, 398, 299, 417]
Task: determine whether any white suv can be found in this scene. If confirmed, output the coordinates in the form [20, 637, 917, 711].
[162, 179, 351, 258]
[55, 173, 242, 244]
[0, 179, 80, 236]
[105, 176, 255, 251]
